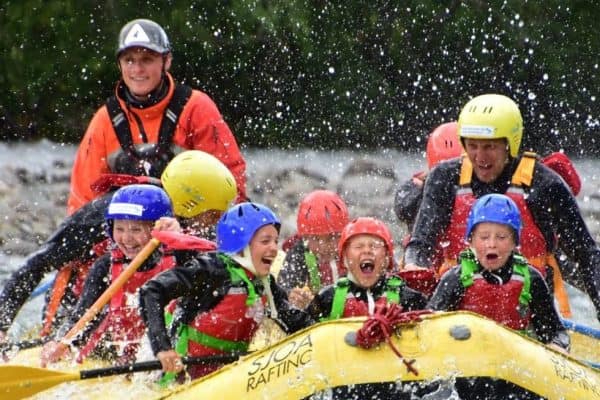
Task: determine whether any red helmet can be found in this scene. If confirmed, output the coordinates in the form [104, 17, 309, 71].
[338, 217, 394, 268]
[297, 190, 349, 236]
[426, 122, 462, 169]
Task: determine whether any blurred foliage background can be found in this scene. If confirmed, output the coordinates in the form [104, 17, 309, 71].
[0, 0, 598, 155]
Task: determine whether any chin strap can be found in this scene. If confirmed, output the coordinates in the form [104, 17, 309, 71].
[231, 248, 278, 320]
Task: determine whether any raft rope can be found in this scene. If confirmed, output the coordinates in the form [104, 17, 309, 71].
[353, 303, 433, 376]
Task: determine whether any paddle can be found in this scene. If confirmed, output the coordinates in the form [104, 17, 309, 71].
[561, 318, 600, 339]
[0, 353, 244, 400]
[151, 230, 216, 251]
[30, 230, 213, 364]
[29, 277, 55, 299]
[561, 318, 600, 369]
[58, 237, 160, 346]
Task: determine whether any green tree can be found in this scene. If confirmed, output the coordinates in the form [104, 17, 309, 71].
[1, 1, 598, 155]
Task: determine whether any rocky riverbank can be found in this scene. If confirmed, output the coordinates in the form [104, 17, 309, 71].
[1, 141, 600, 331]
[0, 143, 414, 259]
[1, 141, 600, 261]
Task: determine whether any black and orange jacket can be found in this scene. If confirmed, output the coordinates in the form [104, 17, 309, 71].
[404, 155, 600, 320]
[67, 73, 246, 215]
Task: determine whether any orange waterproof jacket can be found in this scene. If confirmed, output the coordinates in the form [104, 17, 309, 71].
[67, 73, 246, 215]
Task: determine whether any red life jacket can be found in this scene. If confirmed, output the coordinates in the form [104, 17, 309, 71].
[443, 153, 547, 274]
[323, 276, 403, 321]
[76, 247, 175, 361]
[460, 276, 531, 330]
[343, 295, 387, 318]
[166, 257, 263, 380]
[185, 284, 260, 355]
[458, 251, 532, 331]
[304, 249, 346, 294]
[40, 239, 110, 337]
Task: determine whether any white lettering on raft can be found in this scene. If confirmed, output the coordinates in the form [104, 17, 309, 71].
[246, 334, 313, 391]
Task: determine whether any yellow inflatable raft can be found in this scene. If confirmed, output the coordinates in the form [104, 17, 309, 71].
[162, 311, 599, 400]
[3, 311, 599, 400]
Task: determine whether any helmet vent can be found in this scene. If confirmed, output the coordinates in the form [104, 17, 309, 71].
[182, 199, 198, 210]
[324, 206, 331, 221]
[332, 201, 343, 212]
[483, 106, 494, 114]
[304, 206, 312, 220]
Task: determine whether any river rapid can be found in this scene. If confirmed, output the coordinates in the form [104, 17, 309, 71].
[0, 140, 599, 340]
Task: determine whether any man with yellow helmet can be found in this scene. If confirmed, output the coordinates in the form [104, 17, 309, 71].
[403, 94, 600, 322]
[0, 150, 237, 344]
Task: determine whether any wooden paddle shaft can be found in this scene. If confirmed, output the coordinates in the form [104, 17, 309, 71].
[61, 238, 160, 345]
[80, 353, 244, 379]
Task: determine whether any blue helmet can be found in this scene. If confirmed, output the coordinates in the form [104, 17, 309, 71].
[105, 184, 173, 238]
[217, 202, 280, 254]
[465, 194, 521, 244]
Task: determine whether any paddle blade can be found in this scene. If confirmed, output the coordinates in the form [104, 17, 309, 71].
[152, 230, 216, 251]
[0, 365, 78, 400]
[398, 269, 439, 296]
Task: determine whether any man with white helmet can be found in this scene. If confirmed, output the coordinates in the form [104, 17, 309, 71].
[403, 93, 600, 322]
[0, 17, 247, 345]
[67, 18, 246, 215]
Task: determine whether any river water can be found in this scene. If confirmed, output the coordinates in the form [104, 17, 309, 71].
[0, 141, 599, 341]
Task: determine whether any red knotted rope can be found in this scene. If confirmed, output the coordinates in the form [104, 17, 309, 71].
[354, 303, 433, 376]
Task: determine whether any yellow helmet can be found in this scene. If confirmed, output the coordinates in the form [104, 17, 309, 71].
[161, 150, 237, 218]
[457, 94, 523, 158]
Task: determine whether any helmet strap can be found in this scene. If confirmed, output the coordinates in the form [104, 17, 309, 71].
[469, 246, 479, 261]
[162, 53, 170, 72]
[231, 246, 257, 276]
[120, 75, 169, 108]
[346, 270, 359, 286]
[231, 247, 278, 319]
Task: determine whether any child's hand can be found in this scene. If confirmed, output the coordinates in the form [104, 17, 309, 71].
[412, 171, 427, 188]
[157, 349, 184, 373]
[40, 340, 71, 367]
[288, 286, 314, 310]
[155, 217, 181, 232]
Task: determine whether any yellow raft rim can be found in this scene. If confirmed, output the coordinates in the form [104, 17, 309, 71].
[160, 311, 600, 400]
[8, 311, 600, 400]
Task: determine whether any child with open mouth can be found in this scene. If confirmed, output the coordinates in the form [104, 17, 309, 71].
[426, 193, 569, 400]
[139, 202, 312, 382]
[303, 217, 427, 399]
[305, 217, 426, 321]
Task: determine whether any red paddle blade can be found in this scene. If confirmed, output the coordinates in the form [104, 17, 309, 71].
[398, 269, 439, 296]
[152, 230, 216, 251]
